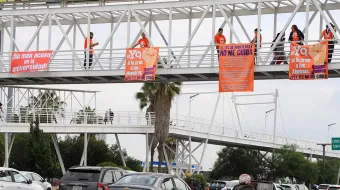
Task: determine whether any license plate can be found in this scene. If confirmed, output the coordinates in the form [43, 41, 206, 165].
[72, 186, 82, 190]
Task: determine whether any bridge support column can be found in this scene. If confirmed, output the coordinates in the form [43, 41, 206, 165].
[84, 133, 88, 166]
[52, 134, 66, 175]
[80, 135, 90, 166]
[115, 134, 126, 167]
[4, 133, 9, 168]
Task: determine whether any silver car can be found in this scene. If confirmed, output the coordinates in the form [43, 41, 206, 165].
[0, 167, 44, 190]
[20, 171, 52, 190]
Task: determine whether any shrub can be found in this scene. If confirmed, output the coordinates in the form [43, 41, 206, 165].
[184, 174, 207, 190]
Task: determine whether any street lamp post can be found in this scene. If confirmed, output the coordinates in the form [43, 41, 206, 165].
[328, 123, 337, 142]
[265, 109, 274, 132]
[188, 94, 198, 174]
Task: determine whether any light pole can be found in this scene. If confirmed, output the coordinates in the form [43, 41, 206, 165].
[264, 109, 274, 132]
[327, 123, 337, 142]
[188, 94, 198, 174]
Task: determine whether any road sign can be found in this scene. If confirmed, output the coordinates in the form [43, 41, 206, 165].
[332, 138, 340, 150]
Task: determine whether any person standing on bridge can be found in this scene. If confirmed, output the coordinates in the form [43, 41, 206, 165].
[84, 32, 99, 70]
[251, 28, 262, 65]
[132, 33, 150, 48]
[289, 25, 304, 45]
[320, 23, 336, 63]
[214, 28, 226, 59]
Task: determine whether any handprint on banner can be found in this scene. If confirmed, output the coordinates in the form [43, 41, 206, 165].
[308, 43, 327, 66]
[142, 48, 158, 80]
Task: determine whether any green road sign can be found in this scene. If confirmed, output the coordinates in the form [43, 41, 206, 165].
[332, 138, 340, 150]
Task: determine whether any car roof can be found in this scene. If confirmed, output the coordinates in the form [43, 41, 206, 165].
[0, 167, 19, 172]
[121, 172, 175, 178]
[212, 180, 229, 182]
[329, 185, 340, 187]
[69, 166, 123, 171]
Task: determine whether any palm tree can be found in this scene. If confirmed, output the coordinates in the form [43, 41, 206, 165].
[135, 80, 181, 172]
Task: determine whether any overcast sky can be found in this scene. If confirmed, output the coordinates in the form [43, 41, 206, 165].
[3, 2, 340, 170]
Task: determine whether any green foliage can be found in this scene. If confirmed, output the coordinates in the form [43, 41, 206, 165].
[58, 135, 142, 172]
[184, 174, 207, 190]
[23, 120, 60, 178]
[98, 162, 118, 167]
[211, 147, 267, 180]
[317, 158, 340, 184]
[273, 145, 318, 183]
[98, 162, 132, 171]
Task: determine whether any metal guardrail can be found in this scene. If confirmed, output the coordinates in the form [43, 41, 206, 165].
[170, 113, 332, 152]
[1, 107, 155, 126]
[0, 107, 333, 153]
[0, 39, 337, 73]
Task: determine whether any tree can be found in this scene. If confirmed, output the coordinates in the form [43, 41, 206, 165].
[27, 90, 66, 123]
[273, 145, 318, 184]
[25, 120, 60, 178]
[58, 135, 142, 172]
[211, 147, 267, 180]
[317, 158, 340, 184]
[135, 78, 182, 172]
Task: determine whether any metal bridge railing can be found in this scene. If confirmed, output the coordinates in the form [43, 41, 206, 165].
[1, 107, 155, 126]
[0, 39, 337, 73]
[169, 114, 328, 153]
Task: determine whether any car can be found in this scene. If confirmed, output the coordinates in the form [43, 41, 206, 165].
[20, 171, 52, 190]
[210, 180, 229, 190]
[328, 185, 340, 190]
[294, 184, 309, 190]
[319, 184, 331, 190]
[0, 167, 44, 190]
[281, 184, 299, 190]
[250, 180, 282, 190]
[57, 166, 127, 190]
[109, 172, 191, 190]
[225, 180, 240, 190]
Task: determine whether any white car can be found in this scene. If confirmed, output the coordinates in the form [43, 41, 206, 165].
[0, 167, 44, 190]
[20, 171, 52, 190]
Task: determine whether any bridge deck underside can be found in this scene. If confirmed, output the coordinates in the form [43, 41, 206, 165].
[1, 64, 340, 85]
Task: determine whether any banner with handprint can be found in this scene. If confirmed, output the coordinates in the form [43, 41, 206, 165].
[289, 41, 328, 80]
[125, 47, 159, 81]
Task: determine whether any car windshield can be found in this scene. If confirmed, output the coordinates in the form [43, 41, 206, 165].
[319, 185, 329, 190]
[211, 182, 227, 188]
[328, 187, 340, 190]
[115, 175, 158, 187]
[281, 185, 293, 190]
[61, 169, 101, 182]
[227, 181, 239, 187]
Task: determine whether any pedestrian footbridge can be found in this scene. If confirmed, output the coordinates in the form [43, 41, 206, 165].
[1, 108, 338, 159]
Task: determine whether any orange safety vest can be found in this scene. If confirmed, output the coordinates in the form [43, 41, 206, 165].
[84, 38, 94, 54]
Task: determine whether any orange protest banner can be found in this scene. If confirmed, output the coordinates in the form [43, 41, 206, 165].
[125, 47, 159, 81]
[289, 41, 328, 80]
[10, 50, 53, 74]
[219, 43, 254, 92]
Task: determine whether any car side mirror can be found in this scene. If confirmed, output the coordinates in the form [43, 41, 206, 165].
[41, 179, 46, 182]
[27, 179, 32, 184]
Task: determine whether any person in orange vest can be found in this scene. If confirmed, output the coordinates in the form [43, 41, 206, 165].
[84, 32, 99, 70]
[132, 33, 150, 48]
[214, 28, 226, 59]
[320, 23, 336, 63]
[251, 28, 262, 64]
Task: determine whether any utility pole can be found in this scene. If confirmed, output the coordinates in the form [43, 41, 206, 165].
[317, 143, 331, 183]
